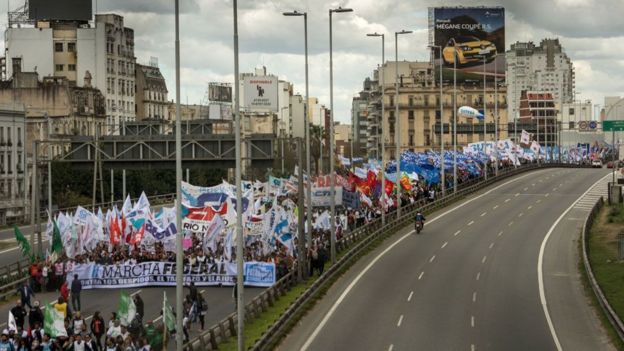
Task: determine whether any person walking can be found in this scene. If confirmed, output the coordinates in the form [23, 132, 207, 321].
[197, 294, 207, 331]
[90, 311, 105, 350]
[17, 283, 34, 309]
[70, 274, 82, 312]
[28, 301, 44, 329]
[10, 300, 27, 330]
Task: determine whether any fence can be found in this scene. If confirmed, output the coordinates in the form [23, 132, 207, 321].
[185, 163, 588, 350]
[581, 196, 624, 342]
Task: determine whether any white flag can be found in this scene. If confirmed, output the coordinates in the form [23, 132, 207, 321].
[8, 311, 17, 333]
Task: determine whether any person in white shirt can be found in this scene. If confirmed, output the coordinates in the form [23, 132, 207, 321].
[106, 319, 121, 338]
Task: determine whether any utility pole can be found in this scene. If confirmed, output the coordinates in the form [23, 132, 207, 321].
[296, 138, 306, 280]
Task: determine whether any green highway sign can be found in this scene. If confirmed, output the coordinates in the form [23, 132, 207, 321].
[603, 120, 624, 131]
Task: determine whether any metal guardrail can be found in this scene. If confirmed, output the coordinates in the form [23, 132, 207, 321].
[184, 162, 588, 350]
[581, 196, 624, 342]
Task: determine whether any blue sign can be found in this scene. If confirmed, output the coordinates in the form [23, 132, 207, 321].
[244, 262, 276, 287]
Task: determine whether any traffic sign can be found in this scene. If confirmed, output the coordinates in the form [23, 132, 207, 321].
[603, 120, 624, 131]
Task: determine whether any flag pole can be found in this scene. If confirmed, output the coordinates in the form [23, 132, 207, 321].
[162, 291, 167, 351]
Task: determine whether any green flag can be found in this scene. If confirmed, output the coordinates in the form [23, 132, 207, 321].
[163, 292, 175, 332]
[52, 220, 63, 254]
[13, 226, 31, 259]
[44, 303, 67, 337]
[118, 291, 136, 326]
[145, 323, 163, 350]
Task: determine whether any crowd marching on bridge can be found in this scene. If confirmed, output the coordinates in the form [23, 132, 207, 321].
[8, 141, 578, 350]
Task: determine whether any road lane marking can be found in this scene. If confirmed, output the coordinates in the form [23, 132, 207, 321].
[482, 256, 487, 264]
[388, 345, 394, 351]
[454, 230, 461, 236]
[480, 212, 487, 217]
[468, 220, 474, 226]
[473, 292, 477, 303]
[527, 205, 532, 210]
[532, 183, 536, 186]
[518, 212, 524, 217]
[515, 193, 520, 197]
[489, 243, 494, 249]
[471, 344, 475, 351]
[429, 255, 436, 263]
[397, 315, 403, 327]
[476, 272, 481, 280]
[492, 205, 498, 210]
[498, 231, 503, 237]
[418, 271, 424, 280]
[407, 291, 413, 302]
[441, 242, 448, 249]
[537, 173, 611, 351]
[545, 193, 550, 197]
[508, 221, 514, 226]
[505, 198, 510, 202]
[524, 187, 528, 191]
[471, 316, 475, 327]
[536, 199, 542, 203]
[300, 170, 547, 350]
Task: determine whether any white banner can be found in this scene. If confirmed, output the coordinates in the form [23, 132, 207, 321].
[68, 261, 276, 288]
[243, 76, 278, 112]
[311, 186, 343, 207]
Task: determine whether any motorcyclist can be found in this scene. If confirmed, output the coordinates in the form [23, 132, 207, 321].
[415, 211, 426, 223]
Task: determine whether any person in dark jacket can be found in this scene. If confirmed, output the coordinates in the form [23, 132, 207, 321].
[17, 282, 35, 309]
[90, 311, 105, 350]
[188, 282, 198, 304]
[133, 295, 144, 320]
[10, 300, 27, 330]
[28, 301, 44, 329]
[70, 274, 82, 311]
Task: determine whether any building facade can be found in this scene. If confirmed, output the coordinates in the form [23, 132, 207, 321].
[289, 94, 306, 139]
[3, 12, 137, 135]
[0, 104, 27, 225]
[351, 80, 370, 158]
[135, 63, 168, 121]
[506, 39, 575, 122]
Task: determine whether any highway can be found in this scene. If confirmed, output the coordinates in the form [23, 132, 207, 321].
[279, 167, 615, 351]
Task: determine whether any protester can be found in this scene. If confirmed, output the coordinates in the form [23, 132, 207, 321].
[90, 311, 106, 350]
[71, 274, 82, 312]
[10, 301, 26, 330]
[17, 283, 34, 309]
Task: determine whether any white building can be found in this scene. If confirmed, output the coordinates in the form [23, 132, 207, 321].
[3, 13, 136, 135]
[289, 94, 306, 139]
[0, 104, 27, 225]
[506, 39, 575, 122]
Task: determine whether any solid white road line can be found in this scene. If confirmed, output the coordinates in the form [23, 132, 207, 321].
[397, 315, 403, 327]
[418, 272, 424, 280]
[441, 242, 448, 249]
[429, 255, 436, 263]
[407, 291, 413, 302]
[468, 220, 474, 226]
[454, 230, 461, 236]
[492, 205, 498, 210]
[472, 292, 477, 303]
[480, 212, 487, 217]
[537, 173, 611, 351]
[299, 170, 545, 350]
[0, 246, 19, 254]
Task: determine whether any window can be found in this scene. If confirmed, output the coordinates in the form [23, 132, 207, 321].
[408, 96, 414, 106]
[423, 95, 429, 107]
[569, 108, 575, 115]
[68, 64, 76, 71]
[68, 42, 76, 52]
[6, 127, 10, 145]
[389, 110, 395, 119]
[55, 64, 64, 71]
[408, 133, 414, 147]
[7, 154, 11, 174]
[0, 127, 3, 144]
[569, 121, 574, 129]
[17, 128, 21, 145]
[408, 110, 414, 121]
[55, 42, 63, 52]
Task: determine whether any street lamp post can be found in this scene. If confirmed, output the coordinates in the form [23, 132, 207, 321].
[482, 56, 488, 180]
[283, 10, 313, 259]
[329, 6, 353, 264]
[367, 32, 386, 226]
[453, 46, 458, 193]
[394, 29, 412, 219]
[494, 54, 499, 176]
[429, 45, 444, 196]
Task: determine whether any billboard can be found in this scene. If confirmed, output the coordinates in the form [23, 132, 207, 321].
[243, 76, 278, 112]
[208, 83, 232, 103]
[430, 7, 505, 83]
[29, 0, 92, 21]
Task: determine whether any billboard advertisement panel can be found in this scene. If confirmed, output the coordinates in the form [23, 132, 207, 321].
[29, 0, 92, 21]
[243, 76, 278, 112]
[208, 83, 232, 103]
[430, 7, 505, 83]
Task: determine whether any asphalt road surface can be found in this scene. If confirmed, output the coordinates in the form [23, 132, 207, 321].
[279, 167, 615, 351]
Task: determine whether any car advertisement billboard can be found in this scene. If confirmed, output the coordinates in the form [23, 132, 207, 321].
[243, 76, 278, 112]
[430, 7, 505, 84]
[208, 83, 232, 103]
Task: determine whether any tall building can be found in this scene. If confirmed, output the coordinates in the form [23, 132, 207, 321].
[135, 61, 168, 121]
[0, 104, 27, 225]
[289, 94, 306, 139]
[506, 39, 575, 122]
[364, 61, 508, 159]
[3, 3, 136, 135]
[351, 78, 371, 158]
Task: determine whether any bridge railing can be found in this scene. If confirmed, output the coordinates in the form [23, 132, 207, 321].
[185, 162, 588, 350]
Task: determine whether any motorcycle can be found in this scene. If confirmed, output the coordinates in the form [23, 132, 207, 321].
[415, 220, 423, 234]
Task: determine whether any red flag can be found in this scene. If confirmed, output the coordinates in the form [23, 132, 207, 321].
[130, 225, 145, 246]
[384, 179, 395, 196]
[110, 216, 121, 245]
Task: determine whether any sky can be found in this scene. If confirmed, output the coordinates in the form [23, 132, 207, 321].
[5, 0, 624, 123]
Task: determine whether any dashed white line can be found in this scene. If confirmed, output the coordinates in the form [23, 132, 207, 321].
[508, 221, 514, 226]
[454, 230, 461, 236]
[476, 272, 481, 280]
[518, 212, 524, 217]
[471, 344, 476, 351]
[498, 231, 503, 237]
[536, 199, 542, 203]
[505, 198, 511, 203]
[471, 316, 475, 327]
[527, 205, 533, 210]
[473, 291, 477, 303]
[480, 212, 487, 217]
[468, 220, 474, 226]
[545, 193, 550, 197]
[514, 193, 520, 197]
[407, 291, 413, 302]
[523, 187, 528, 191]
[418, 271, 424, 280]
[482, 256, 487, 264]
[429, 255, 436, 263]
[489, 243, 494, 249]
[492, 205, 498, 210]
[388, 344, 394, 351]
[532, 183, 536, 186]
[397, 315, 404, 327]
[441, 242, 448, 249]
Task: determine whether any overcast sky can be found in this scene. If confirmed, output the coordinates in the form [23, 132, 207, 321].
[7, 0, 624, 122]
